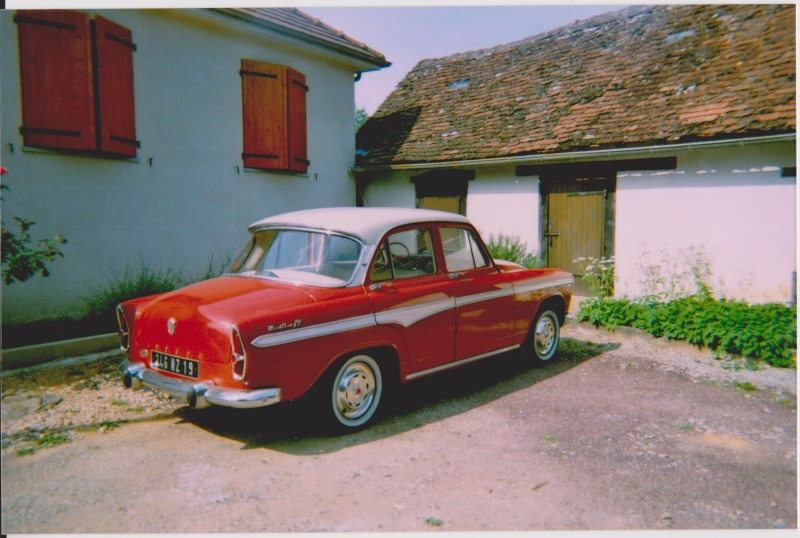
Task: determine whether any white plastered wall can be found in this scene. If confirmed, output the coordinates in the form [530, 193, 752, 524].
[1, 9, 363, 322]
[615, 140, 796, 303]
[465, 165, 540, 255]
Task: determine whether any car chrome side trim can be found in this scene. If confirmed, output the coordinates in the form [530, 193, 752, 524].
[251, 314, 377, 348]
[251, 279, 570, 349]
[375, 298, 456, 327]
[405, 344, 520, 381]
[454, 288, 514, 307]
[514, 278, 574, 295]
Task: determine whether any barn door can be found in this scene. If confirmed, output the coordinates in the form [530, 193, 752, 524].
[544, 177, 613, 297]
[418, 196, 461, 214]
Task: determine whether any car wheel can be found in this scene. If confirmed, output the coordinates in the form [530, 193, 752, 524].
[329, 354, 383, 430]
[524, 309, 560, 365]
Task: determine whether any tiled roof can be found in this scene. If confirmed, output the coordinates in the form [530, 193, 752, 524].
[220, 8, 390, 69]
[357, 4, 795, 167]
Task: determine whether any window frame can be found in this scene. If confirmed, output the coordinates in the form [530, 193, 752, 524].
[369, 226, 439, 283]
[441, 226, 492, 273]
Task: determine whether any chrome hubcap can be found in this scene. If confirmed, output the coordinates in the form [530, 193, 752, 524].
[335, 361, 376, 420]
[535, 315, 557, 357]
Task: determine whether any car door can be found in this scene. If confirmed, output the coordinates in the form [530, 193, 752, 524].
[440, 226, 516, 361]
[367, 225, 457, 374]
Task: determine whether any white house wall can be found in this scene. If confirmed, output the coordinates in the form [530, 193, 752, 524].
[615, 140, 796, 303]
[1, 9, 360, 323]
[465, 165, 539, 253]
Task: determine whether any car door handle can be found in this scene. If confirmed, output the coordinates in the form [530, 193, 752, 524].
[448, 272, 462, 280]
[370, 282, 395, 291]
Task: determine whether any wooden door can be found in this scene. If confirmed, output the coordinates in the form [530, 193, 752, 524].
[418, 195, 462, 214]
[546, 183, 607, 296]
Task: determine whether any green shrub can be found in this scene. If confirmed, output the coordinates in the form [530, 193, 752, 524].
[83, 262, 182, 320]
[576, 297, 797, 368]
[486, 234, 543, 269]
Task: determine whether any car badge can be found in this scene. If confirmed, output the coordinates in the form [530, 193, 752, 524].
[167, 318, 177, 336]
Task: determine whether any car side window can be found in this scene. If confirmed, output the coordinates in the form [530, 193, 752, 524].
[370, 227, 436, 281]
[441, 227, 489, 272]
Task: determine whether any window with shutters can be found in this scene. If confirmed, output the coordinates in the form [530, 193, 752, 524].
[15, 10, 138, 158]
[240, 59, 309, 174]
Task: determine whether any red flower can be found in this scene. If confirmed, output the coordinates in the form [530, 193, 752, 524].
[0, 167, 7, 175]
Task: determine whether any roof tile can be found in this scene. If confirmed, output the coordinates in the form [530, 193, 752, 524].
[357, 4, 795, 166]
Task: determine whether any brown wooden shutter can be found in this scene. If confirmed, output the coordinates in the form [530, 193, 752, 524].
[94, 15, 138, 157]
[287, 67, 308, 173]
[16, 10, 96, 151]
[241, 59, 288, 170]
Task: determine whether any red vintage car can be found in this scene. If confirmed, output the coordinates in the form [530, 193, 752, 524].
[118, 207, 573, 431]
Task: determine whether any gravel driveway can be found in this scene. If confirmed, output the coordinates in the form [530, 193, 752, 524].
[1, 322, 796, 532]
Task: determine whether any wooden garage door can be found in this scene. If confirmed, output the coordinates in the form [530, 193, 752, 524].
[547, 185, 606, 297]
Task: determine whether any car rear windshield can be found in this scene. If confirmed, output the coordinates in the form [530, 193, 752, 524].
[228, 228, 363, 287]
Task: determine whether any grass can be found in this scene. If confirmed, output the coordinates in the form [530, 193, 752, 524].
[734, 381, 758, 392]
[4, 257, 230, 349]
[425, 517, 444, 527]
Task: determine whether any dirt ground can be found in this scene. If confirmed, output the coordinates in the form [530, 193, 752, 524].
[1, 323, 796, 533]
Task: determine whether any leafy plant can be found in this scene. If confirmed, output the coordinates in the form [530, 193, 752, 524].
[486, 234, 543, 269]
[577, 296, 796, 368]
[83, 262, 182, 321]
[2, 168, 67, 285]
[355, 107, 370, 131]
[636, 246, 713, 302]
[573, 256, 615, 297]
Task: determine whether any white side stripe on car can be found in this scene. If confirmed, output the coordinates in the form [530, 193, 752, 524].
[251, 280, 570, 348]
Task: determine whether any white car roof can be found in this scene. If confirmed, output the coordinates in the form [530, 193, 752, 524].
[249, 207, 471, 245]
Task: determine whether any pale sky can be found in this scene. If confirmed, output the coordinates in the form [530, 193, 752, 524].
[304, 4, 623, 114]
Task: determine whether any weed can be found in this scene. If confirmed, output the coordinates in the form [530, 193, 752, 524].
[110, 400, 128, 407]
[486, 234, 543, 269]
[77, 420, 122, 432]
[573, 256, 615, 297]
[83, 261, 182, 321]
[542, 435, 558, 443]
[126, 406, 147, 413]
[425, 517, 444, 527]
[14, 429, 72, 455]
[636, 246, 714, 302]
[735, 381, 758, 392]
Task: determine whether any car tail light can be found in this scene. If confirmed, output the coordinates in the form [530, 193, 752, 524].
[116, 305, 130, 351]
[231, 325, 247, 381]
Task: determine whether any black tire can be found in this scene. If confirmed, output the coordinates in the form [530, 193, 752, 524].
[522, 309, 561, 366]
[326, 354, 383, 431]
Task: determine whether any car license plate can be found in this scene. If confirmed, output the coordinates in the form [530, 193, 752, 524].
[151, 351, 199, 379]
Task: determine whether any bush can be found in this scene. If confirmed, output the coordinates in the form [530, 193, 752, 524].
[3, 259, 225, 349]
[486, 234, 543, 269]
[83, 263, 183, 320]
[577, 296, 797, 368]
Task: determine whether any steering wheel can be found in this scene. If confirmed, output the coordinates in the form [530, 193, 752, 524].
[389, 242, 410, 258]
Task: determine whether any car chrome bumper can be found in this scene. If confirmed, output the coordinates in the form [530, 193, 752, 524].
[119, 359, 281, 410]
